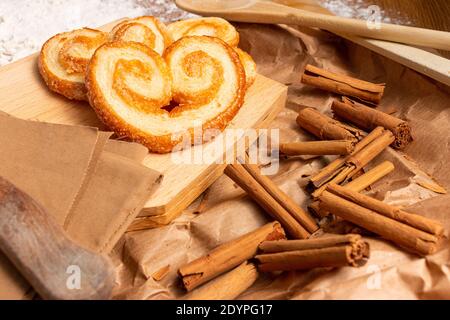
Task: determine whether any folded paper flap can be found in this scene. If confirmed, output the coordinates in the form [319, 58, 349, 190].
[104, 139, 149, 162]
[0, 112, 161, 299]
[304, 64, 385, 93]
[0, 112, 100, 224]
[65, 151, 161, 253]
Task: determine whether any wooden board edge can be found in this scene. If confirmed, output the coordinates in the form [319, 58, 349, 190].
[129, 84, 287, 230]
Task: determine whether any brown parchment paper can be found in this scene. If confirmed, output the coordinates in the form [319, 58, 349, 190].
[111, 22, 450, 300]
[0, 112, 161, 299]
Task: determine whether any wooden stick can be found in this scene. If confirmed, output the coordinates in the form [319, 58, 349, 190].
[255, 234, 369, 272]
[178, 222, 285, 291]
[280, 140, 355, 156]
[345, 161, 394, 191]
[184, 262, 258, 300]
[296, 107, 357, 141]
[240, 155, 318, 234]
[310, 126, 385, 188]
[319, 184, 443, 255]
[225, 163, 312, 238]
[332, 98, 413, 149]
[301, 65, 385, 104]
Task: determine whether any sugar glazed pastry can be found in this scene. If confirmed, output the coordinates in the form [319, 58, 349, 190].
[38, 28, 107, 100]
[235, 48, 256, 88]
[168, 17, 240, 47]
[109, 16, 172, 55]
[168, 18, 256, 88]
[86, 37, 246, 153]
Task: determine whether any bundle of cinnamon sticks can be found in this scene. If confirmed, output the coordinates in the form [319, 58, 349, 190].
[224, 157, 318, 239]
[179, 223, 371, 299]
[319, 184, 444, 256]
[300, 64, 413, 150]
[256, 234, 370, 272]
[189, 64, 445, 300]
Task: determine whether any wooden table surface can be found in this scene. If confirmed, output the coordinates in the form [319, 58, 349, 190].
[353, 0, 449, 32]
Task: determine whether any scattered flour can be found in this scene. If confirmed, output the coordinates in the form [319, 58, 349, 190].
[0, 0, 194, 66]
[0, 0, 412, 67]
[317, 0, 411, 25]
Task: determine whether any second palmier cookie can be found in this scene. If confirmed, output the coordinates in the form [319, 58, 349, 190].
[167, 17, 240, 47]
[86, 37, 245, 153]
[109, 16, 172, 55]
[38, 28, 108, 100]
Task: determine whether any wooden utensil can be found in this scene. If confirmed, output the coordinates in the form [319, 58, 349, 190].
[176, 0, 450, 50]
[0, 176, 115, 300]
[176, 0, 450, 86]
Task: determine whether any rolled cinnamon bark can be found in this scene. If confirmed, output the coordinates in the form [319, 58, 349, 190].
[255, 234, 370, 272]
[184, 262, 258, 300]
[309, 161, 395, 218]
[280, 140, 355, 156]
[332, 98, 412, 149]
[327, 184, 444, 236]
[225, 163, 313, 238]
[346, 130, 394, 175]
[310, 126, 385, 188]
[320, 184, 444, 255]
[178, 222, 285, 291]
[296, 107, 357, 141]
[310, 128, 393, 198]
[301, 64, 385, 104]
[345, 161, 394, 191]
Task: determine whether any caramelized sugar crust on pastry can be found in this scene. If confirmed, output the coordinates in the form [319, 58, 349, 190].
[109, 16, 173, 55]
[86, 37, 246, 153]
[39, 28, 108, 100]
[168, 17, 240, 47]
[235, 48, 256, 88]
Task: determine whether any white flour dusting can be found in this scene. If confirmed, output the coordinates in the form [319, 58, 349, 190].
[0, 0, 412, 67]
[317, 0, 411, 25]
[0, 0, 193, 66]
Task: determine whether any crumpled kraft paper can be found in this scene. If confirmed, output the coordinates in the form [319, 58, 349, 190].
[111, 22, 450, 300]
[0, 112, 161, 299]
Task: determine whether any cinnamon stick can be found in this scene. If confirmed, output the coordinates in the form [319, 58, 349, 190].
[280, 140, 355, 156]
[296, 107, 358, 141]
[178, 222, 285, 291]
[310, 126, 385, 188]
[301, 64, 385, 104]
[309, 161, 394, 218]
[332, 98, 413, 149]
[255, 234, 370, 272]
[184, 262, 258, 300]
[346, 130, 394, 175]
[309, 127, 393, 197]
[240, 155, 318, 234]
[345, 161, 394, 191]
[225, 162, 316, 238]
[320, 184, 444, 255]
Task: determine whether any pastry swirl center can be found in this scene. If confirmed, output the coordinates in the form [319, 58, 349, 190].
[113, 59, 167, 114]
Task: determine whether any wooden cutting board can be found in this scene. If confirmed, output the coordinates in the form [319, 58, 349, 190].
[0, 22, 287, 230]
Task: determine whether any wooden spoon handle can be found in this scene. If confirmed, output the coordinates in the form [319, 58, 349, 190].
[0, 176, 115, 300]
[182, 0, 450, 51]
[285, 9, 450, 51]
